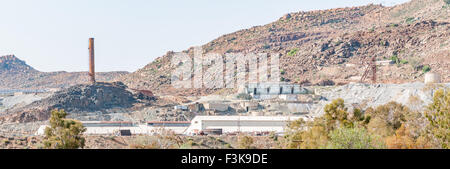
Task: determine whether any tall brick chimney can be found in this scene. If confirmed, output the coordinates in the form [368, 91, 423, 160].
[88, 38, 95, 84]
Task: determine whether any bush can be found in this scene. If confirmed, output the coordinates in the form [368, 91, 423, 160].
[287, 48, 299, 56]
[324, 98, 352, 129]
[422, 65, 431, 73]
[390, 23, 399, 27]
[390, 55, 399, 64]
[400, 59, 408, 64]
[327, 127, 385, 149]
[43, 109, 86, 149]
[385, 124, 434, 149]
[365, 101, 410, 131]
[405, 17, 415, 24]
[445, 0, 450, 5]
[425, 89, 449, 148]
[238, 136, 254, 149]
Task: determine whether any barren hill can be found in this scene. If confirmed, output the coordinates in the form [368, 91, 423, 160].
[0, 55, 129, 90]
[0, 82, 155, 123]
[120, 0, 449, 96]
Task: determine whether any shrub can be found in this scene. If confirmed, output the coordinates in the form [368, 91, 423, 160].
[365, 101, 410, 131]
[324, 98, 352, 129]
[425, 89, 450, 148]
[405, 17, 415, 24]
[445, 0, 450, 5]
[390, 55, 399, 64]
[43, 109, 86, 149]
[287, 48, 299, 56]
[390, 23, 399, 27]
[422, 65, 431, 73]
[327, 127, 386, 149]
[238, 136, 254, 149]
[367, 116, 394, 138]
[385, 124, 434, 149]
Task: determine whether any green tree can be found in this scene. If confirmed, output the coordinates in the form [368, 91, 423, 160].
[425, 89, 449, 148]
[283, 118, 329, 149]
[324, 98, 352, 129]
[283, 118, 306, 149]
[367, 116, 394, 138]
[365, 101, 409, 131]
[385, 124, 434, 149]
[43, 109, 86, 149]
[327, 127, 385, 149]
[299, 122, 329, 149]
[238, 135, 255, 149]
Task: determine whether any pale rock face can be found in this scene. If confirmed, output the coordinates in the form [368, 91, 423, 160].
[424, 72, 441, 84]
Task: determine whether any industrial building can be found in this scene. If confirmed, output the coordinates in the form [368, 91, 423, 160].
[183, 116, 304, 135]
[35, 121, 191, 136]
[239, 82, 308, 100]
[35, 116, 305, 136]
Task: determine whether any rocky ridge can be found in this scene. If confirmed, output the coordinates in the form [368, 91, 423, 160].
[119, 0, 450, 96]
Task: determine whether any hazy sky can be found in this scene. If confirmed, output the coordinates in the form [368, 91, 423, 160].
[0, 0, 410, 72]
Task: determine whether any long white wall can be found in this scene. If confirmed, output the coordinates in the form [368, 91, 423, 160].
[35, 116, 305, 136]
[184, 116, 304, 135]
[35, 125, 188, 136]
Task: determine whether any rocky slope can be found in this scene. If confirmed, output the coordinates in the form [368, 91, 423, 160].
[0, 55, 129, 90]
[0, 82, 156, 123]
[119, 0, 449, 96]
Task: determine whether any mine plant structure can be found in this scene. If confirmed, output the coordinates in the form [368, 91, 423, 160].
[89, 38, 96, 84]
[360, 56, 377, 84]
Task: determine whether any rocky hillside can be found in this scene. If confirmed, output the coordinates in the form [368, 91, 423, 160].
[0, 82, 155, 123]
[120, 0, 449, 96]
[0, 55, 129, 90]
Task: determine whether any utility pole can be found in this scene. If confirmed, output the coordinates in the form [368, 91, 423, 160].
[89, 38, 96, 84]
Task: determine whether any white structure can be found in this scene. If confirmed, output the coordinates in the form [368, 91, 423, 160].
[183, 116, 304, 135]
[240, 82, 308, 100]
[35, 121, 190, 136]
[203, 102, 229, 112]
[36, 116, 307, 136]
[376, 60, 394, 66]
[424, 72, 441, 84]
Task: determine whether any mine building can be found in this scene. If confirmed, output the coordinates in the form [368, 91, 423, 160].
[183, 116, 305, 135]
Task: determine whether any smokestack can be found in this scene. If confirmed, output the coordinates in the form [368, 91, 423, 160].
[89, 38, 95, 84]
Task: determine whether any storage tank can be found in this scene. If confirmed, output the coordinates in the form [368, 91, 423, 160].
[424, 72, 441, 84]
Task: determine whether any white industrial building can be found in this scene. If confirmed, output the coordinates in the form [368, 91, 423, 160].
[183, 116, 304, 135]
[35, 121, 191, 136]
[35, 116, 305, 136]
[239, 82, 308, 100]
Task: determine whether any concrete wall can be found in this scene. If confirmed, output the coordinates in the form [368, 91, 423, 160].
[35, 124, 188, 136]
[184, 116, 304, 135]
[204, 102, 229, 112]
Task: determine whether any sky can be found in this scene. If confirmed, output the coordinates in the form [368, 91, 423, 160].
[0, 0, 410, 72]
